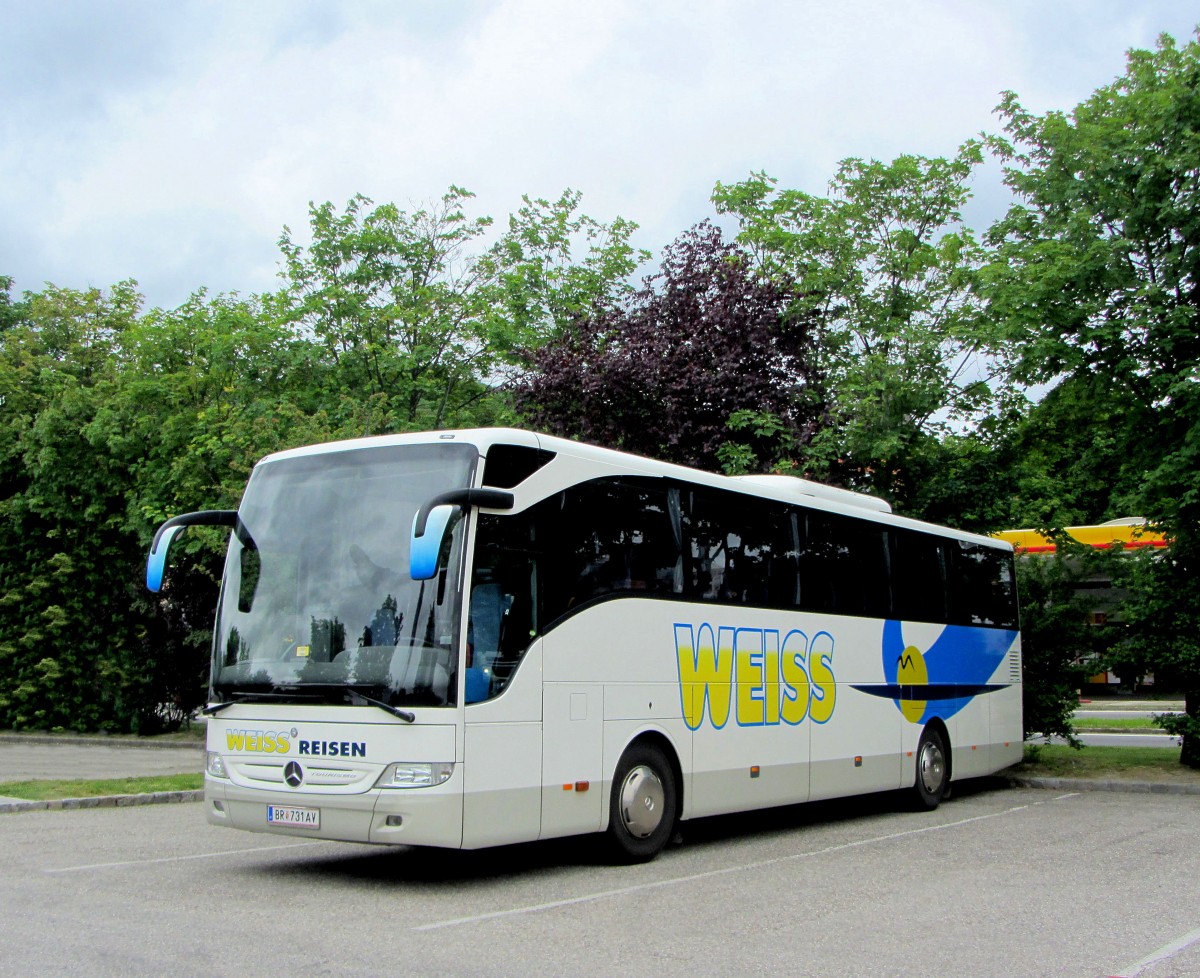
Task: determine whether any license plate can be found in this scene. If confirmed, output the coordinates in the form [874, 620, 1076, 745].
[267, 805, 320, 828]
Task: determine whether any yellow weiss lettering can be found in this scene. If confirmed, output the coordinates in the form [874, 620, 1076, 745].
[675, 624, 836, 731]
[225, 730, 292, 754]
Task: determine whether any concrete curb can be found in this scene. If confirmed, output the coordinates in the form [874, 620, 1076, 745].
[1006, 775, 1200, 795]
[0, 789, 204, 814]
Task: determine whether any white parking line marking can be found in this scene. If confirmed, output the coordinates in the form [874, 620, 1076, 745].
[1111, 925, 1200, 977]
[415, 804, 1035, 932]
[45, 840, 333, 874]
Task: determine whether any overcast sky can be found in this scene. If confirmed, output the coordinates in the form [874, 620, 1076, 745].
[3, 1, 1196, 310]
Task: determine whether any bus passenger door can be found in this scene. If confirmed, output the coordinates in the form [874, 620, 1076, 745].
[459, 553, 544, 849]
[460, 648, 544, 849]
[540, 682, 603, 839]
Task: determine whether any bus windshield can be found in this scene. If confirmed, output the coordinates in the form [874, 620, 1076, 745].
[211, 442, 476, 709]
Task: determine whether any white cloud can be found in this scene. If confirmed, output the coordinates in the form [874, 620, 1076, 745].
[1, 0, 1196, 307]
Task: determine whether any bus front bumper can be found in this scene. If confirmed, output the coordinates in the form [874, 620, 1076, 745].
[204, 774, 465, 848]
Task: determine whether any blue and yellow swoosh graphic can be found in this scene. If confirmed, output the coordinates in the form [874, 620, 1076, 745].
[851, 620, 1019, 724]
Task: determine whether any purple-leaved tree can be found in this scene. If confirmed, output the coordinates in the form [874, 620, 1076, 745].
[514, 222, 826, 473]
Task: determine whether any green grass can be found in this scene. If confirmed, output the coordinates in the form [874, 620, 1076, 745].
[1072, 716, 1157, 730]
[1014, 744, 1200, 783]
[0, 773, 203, 801]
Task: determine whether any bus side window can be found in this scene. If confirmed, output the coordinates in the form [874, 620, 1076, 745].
[891, 530, 949, 624]
[950, 541, 1018, 628]
[683, 487, 795, 608]
[683, 489, 726, 601]
[470, 511, 541, 701]
[550, 479, 681, 609]
[800, 510, 890, 618]
[797, 511, 837, 614]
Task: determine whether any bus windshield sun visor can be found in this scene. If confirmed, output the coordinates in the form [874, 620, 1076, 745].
[145, 510, 254, 592]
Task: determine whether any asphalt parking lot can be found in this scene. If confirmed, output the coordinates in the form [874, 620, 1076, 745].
[0, 738, 203, 783]
[1, 780, 1197, 978]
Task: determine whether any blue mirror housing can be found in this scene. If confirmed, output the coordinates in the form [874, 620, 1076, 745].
[410, 505, 454, 581]
[145, 510, 241, 592]
[146, 524, 186, 592]
[409, 489, 515, 581]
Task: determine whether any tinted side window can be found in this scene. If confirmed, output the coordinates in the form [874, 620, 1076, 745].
[539, 478, 682, 624]
[800, 511, 891, 618]
[481, 445, 556, 489]
[487, 476, 1018, 641]
[891, 529, 949, 624]
[949, 541, 1019, 628]
[682, 487, 797, 608]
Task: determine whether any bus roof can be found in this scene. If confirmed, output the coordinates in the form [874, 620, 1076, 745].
[258, 427, 1010, 551]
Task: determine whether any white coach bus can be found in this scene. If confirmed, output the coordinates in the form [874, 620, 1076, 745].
[147, 428, 1022, 861]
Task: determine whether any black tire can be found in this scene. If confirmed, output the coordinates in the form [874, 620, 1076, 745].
[911, 725, 949, 811]
[607, 743, 678, 863]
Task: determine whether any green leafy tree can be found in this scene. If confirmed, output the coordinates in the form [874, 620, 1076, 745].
[0, 282, 145, 730]
[986, 29, 1200, 765]
[0, 280, 340, 731]
[0, 276, 25, 334]
[481, 189, 649, 353]
[274, 187, 643, 433]
[714, 147, 1009, 511]
[275, 188, 503, 431]
[995, 374, 1151, 531]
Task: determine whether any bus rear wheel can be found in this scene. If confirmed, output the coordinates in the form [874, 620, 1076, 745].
[911, 726, 949, 810]
[607, 743, 677, 863]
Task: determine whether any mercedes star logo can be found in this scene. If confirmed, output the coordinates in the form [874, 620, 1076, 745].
[283, 761, 304, 788]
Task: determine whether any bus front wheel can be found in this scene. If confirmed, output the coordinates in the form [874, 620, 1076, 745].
[607, 743, 677, 863]
[912, 726, 949, 810]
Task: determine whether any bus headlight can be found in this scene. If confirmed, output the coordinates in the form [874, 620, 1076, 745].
[205, 751, 228, 779]
[374, 762, 454, 788]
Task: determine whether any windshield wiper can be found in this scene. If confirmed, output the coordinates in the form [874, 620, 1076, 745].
[203, 687, 415, 722]
[202, 689, 324, 715]
[345, 689, 415, 723]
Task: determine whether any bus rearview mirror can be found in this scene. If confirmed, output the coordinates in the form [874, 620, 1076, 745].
[410, 505, 455, 581]
[409, 489, 515, 581]
[146, 524, 187, 592]
[145, 510, 241, 592]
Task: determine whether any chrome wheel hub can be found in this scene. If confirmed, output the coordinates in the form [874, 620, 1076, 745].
[618, 764, 665, 838]
[919, 740, 945, 795]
